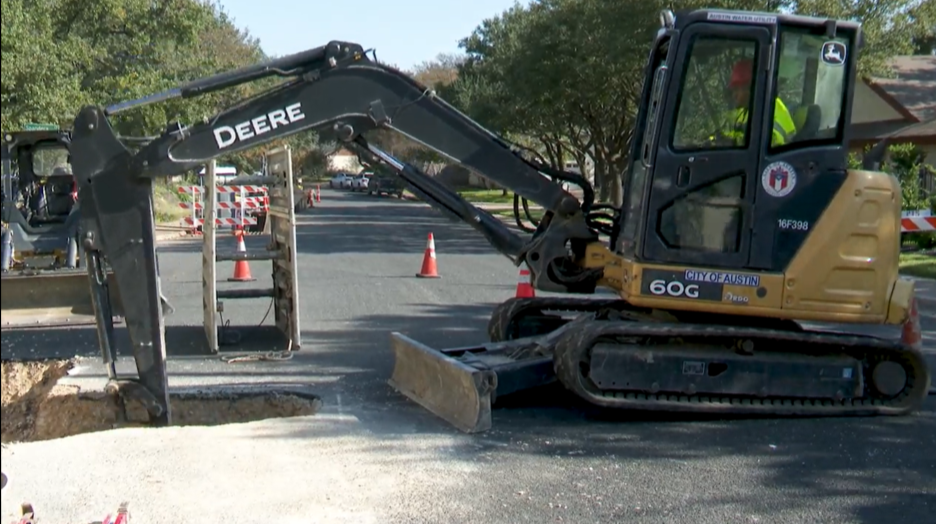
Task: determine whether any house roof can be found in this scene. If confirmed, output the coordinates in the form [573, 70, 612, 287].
[869, 56, 936, 122]
[852, 56, 936, 143]
[891, 118, 936, 139]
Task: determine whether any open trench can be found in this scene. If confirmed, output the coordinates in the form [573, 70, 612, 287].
[1, 359, 320, 443]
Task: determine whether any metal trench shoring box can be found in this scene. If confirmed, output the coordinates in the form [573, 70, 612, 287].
[200, 146, 302, 353]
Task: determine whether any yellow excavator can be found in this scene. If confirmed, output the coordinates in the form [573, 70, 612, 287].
[54, 8, 928, 430]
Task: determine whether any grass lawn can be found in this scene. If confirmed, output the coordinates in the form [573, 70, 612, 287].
[153, 183, 188, 225]
[304, 175, 335, 184]
[456, 188, 514, 204]
[899, 252, 936, 279]
[491, 207, 546, 222]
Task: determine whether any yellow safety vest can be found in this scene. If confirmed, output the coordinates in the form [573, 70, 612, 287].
[724, 98, 797, 147]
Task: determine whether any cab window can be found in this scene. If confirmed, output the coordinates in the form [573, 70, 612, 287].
[671, 36, 759, 151]
[770, 27, 850, 150]
[31, 145, 71, 178]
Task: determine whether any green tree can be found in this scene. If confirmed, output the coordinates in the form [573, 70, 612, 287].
[0, 0, 322, 176]
[908, 0, 935, 54]
[787, 0, 935, 76]
[445, 0, 931, 206]
[1, 0, 85, 130]
[449, 0, 781, 204]
[1, 0, 222, 132]
[411, 53, 464, 89]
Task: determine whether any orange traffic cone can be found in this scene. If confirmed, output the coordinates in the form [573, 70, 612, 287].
[515, 263, 535, 298]
[901, 297, 922, 350]
[416, 232, 440, 278]
[316, 184, 322, 202]
[228, 230, 255, 282]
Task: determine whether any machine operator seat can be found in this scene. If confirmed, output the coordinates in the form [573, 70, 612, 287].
[29, 165, 76, 223]
[792, 104, 822, 142]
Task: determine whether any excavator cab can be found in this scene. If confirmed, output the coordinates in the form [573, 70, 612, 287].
[573, 11, 912, 327]
[1, 129, 123, 329]
[2, 131, 76, 227]
[620, 11, 860, 274]
[2, 130, 79, 269]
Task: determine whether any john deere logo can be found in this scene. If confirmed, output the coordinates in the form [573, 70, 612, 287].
[821, 42, 847, 66]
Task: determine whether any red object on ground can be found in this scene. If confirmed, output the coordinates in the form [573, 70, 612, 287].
[515, 264, 535, 298]
[101, 502, 131, 524]
[416, 232, 440, 278]
[228, 229, 256, 282]
[901, 296, 922, 350]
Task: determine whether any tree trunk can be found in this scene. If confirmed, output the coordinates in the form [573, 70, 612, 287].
[539, 135, 565, 169]
[593, 144, 628, 207]
[594, 157, 612, 202]
[570, 150, 589, 180]
[609, 171, 624, 208]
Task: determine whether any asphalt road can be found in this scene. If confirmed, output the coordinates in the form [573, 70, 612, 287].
[2, 188, 934, 524]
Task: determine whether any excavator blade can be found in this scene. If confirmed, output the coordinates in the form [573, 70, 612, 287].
[388, 333, 497, 433]
[0, 268, 123, 329]
[388, 332, 557, 433]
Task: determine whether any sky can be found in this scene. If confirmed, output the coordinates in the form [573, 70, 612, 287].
[217, 0, 529, 70]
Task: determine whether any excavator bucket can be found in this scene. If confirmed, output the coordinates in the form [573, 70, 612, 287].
[388, 332, 556, 433]
[0, 268, 123, 329]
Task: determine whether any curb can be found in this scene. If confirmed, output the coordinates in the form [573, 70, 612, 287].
[903, 274, 936, 284]
[155, 226, 191, 242]
[356, 188, 519, 211]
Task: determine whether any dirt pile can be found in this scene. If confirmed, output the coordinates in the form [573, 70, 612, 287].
[1, 360, 72, 442]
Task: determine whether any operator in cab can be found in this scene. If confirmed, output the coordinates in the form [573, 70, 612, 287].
[720, 59, 797, 147]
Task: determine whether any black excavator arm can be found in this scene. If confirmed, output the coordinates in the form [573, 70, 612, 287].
[70, 41, 603, 424]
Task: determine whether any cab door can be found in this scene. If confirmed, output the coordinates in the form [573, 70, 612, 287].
[641, 22, 773, 268]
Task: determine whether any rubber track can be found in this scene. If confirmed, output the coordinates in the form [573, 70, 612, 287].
[489, 297, 931, 416]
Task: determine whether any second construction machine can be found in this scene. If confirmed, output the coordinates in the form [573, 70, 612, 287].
[60, 8, 928, 430]
[1, 129, 124, 329]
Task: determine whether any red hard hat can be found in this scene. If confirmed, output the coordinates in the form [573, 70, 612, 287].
[729, 59, 753, 88]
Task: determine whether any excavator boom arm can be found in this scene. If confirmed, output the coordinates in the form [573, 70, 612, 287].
[69, 41, 601, 424]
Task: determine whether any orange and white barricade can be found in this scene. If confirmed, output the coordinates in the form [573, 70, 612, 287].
[177, 184, 269, 233]
[901, 209, 935, 233]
